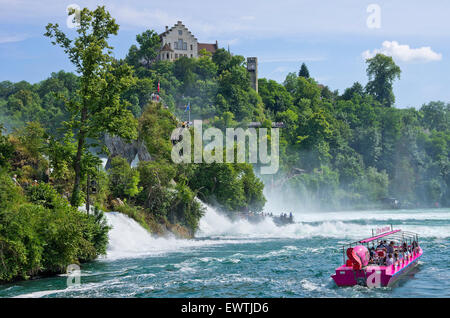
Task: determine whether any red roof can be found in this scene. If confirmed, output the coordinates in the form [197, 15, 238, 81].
[198, 42, 218, 54]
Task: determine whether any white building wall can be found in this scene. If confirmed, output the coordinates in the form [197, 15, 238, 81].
[160, 21, 198, 61]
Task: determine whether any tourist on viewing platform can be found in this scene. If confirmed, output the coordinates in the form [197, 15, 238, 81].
[11, 174, 20, 187]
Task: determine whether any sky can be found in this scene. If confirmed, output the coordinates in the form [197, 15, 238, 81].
[0, 0, 449, 108]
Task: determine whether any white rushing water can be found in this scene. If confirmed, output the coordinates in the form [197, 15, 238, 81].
[104, 211, 261, 260]
[104, 205, 450, 261]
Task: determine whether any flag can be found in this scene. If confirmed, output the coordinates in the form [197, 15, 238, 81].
[157, 81, 160, 93]
[185, 102, 190, 112]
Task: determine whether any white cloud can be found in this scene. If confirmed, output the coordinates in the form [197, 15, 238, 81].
[0, 34, 28, 44]
[362, 41, 442, 63]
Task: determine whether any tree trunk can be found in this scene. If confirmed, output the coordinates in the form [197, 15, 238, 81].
[71, 106, 88, 207]
[86, 173, 90, 215]
[71, 132, 85, 206]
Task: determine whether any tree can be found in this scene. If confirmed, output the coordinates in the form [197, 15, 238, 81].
[365, 54, 401, 107]
[212, 48, 232, 74]
[0, 124, 14, 168]
[258, 78, 293, 115]
[341, 82, 364, 100]
[298, 63, 310, 78]
[45, 6, 138, 206]
[108, 156, 142, 199]
[420, 101, 450, 132]
[126, 30, 161, 69]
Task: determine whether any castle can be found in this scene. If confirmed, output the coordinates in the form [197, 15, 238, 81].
[157, 21, 218, 61]
[157, 21, 258, 92]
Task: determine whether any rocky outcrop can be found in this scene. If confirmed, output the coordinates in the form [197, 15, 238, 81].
[104, 134, 152, 169]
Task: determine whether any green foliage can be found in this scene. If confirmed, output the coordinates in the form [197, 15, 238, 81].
[0, 126, 14, 168]
[365, 54, 401, 107]
[1, 7, 450, 257]
[139, 102, 178, 161]
[108, 156, 142, 199]
[45, 6, 138, 206]
[0, 171, 109, 282]
[188, 162, 266, 212]
[26, 182, 67, 210]
[126, 30, 161, 69]
[258, 78, 293, 115]
[298, 63, 310, 78]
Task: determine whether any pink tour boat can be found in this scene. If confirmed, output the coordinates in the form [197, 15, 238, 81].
[331, 226, 423, 287]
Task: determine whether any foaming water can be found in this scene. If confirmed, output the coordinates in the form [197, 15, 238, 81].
[198, 204, 450, 239]
[105, 211, 261, 261]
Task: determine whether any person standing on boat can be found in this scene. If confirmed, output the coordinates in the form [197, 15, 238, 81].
[386, 254, 394, 266]
[387, 241, 395, 255]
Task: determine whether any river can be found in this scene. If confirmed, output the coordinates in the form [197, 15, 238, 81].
[1, 206, 449, 298]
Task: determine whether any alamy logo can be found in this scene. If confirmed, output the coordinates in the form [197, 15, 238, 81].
[170, 120, 280, 174]
[66, 4, 81, 29]
[366, 266, 382, 288]
[366, 4, 381, 29]
[66, 264, 81, 287]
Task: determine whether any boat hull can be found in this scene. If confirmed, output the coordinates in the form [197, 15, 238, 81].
[331, 248, 422, 287]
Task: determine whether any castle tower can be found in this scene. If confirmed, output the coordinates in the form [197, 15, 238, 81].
[247, 57, 258, 93]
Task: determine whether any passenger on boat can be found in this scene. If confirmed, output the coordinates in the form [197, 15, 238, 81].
[387, 241, 395, 255]
[386, 254, 394, 266]
[405, 249, 410, 259]
[369, 247, 375, 259]
[412, 240, 418, 252]
[402, 242, 408, 252]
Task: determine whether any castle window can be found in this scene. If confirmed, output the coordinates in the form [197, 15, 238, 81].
[174, 42, 178, 49]
[178, 39, 183, 50]
[183, 42, 187, 50]
[190, 44, 193, 51]
[167, 53, 169, 59]
[175, 53, 178, 58]
[178, 30, 182, 35]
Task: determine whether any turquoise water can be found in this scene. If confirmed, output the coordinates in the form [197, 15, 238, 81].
[1, 207, 449, 298]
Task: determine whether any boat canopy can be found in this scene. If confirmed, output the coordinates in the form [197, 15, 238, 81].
[359, 229, 402, 243]
[342, 228, 420, 249]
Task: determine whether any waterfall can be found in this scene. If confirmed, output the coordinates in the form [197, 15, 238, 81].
[104, 206, 450, 260]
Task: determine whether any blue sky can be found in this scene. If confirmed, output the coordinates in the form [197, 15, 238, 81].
[1, 0, 449, 108]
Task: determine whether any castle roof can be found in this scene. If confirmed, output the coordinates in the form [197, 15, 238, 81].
[198, 42, 218, 54]
[159, 21, 198, 41]
[160, 43, 173, 52]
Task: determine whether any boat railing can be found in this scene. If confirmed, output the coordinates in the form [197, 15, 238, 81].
[338, 228, 420, 266]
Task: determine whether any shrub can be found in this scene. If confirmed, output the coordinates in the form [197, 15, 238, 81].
[0, 172, 110, 282]
[108, 156, 142, 199]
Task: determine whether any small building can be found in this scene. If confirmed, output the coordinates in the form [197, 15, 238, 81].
[157, 21, 218, 62]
